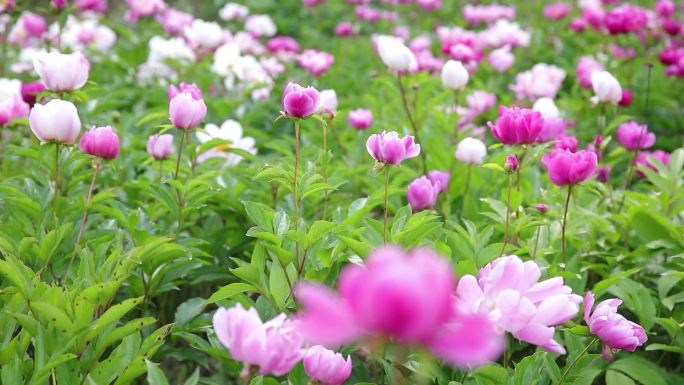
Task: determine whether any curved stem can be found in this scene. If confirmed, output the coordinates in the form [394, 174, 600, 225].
[498, 174, 513, 257]
[396, 74, 427, 174]
[561, 185, 573, 269]
[558, 339, 598, 385]
[66, 161, 101, 279]
[384, 168, 390, 243]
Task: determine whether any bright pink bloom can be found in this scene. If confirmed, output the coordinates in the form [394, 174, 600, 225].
[505, 154, 519, 172]
[126, 0, 166, 21]
[488, 107, 544, 145]
[537, 204, 548, 214]
[348, 108, 373, 130]
[462, 4, 515, 26]
[456, 255, 582, 354]
[663, 19, 681, 35]
[544, 3, 571, 20]
[304, 0, 327, 8]
[296, 246, 503, 368]
[169, 89, 207, 130]
[0, 95, 28, 127]
[21, 82, 46, 107]
[427, 170, 451, 194]
[303, 346, 352, 385]
[53, 0, 68, 10]
[571, 18, 587, 32]
[268, 36, 300, 55]
[22, 12, 47, 38]
[213, 304, 304, 376]
[335, 22, 354, 37]
[584, 292, 647, 361]
[542, 149, 597, 186]
[619, 89, 633, 107]
[597, 167, 611, 183]
[80, 126, 120, 160]
[74, 0, 108, 13]
[656, 0, 676, 18]
[408, 176, 440, 211]
[556, 135, 579, 152]
[366, 131, 420, 166]
[577, 56, 604, 89]
[282, 82, 320, 118]
[634, 151, 670, 177]
[604, 5, 649, 35]
[147, 134, 174, 160]
[297, 49, 334, 77]
[617, 121, 655, 151]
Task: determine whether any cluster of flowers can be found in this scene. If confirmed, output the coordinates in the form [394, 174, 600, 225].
[213, 247, 647, 380]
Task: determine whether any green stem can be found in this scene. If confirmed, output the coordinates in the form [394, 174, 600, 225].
[532, 225, 541, 259]
[499, 174, 512, 257]
[562, 185, 573, 269]
[558, 339, 598, 385]
[396, 74, 427, 174]
[54, 143, 61, 194]
[65, 161, 101, 279]
[461, 165, 472, 214]
[174, 131, 186, 180]
[322, 121, 329, 220]
[384, 168, 390, 243]
[294, 120, 301, 274]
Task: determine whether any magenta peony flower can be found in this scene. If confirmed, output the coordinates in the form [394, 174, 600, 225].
[296, 246, 503, 368]
[556, 135, 579, 152]
[488, 107, 544, 145]
[617, 121, 655, 151]
[542, 149, 597, 186]
[297, 49, 335, 77]
[303, 346, 352, 385]
[366, 131, 421, 166]
[282, 82, 320, 118]
[505, 154, 519, 172]
[168, 83, 202, 101]
[456, 255, 582, 354]
[597, 167, 611, 183]
[80, 126, 120, 160]
[584, 292, 647, 362]
[335, 22, 354, 37]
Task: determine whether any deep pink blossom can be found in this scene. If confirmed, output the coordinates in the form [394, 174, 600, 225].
[542, 149, 597, 186]
[488, 107, 544, 145]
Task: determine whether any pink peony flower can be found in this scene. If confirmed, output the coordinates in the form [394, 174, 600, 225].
[407, 176, 440, 211]
[617, 121, 655, 151]
[366, 131, 420, 166]
[282, 82, 320, 118]
[303, 346, 352, 385]
[510, 64, 566, 101]
[456, 255, 582, 354]
[348, 108, 373, 130]
[80, 126, 120, 160]
[544, 3, 571, 20]
[542, 149, 597, 186]
[488, 107, 544, 145]
[297, 49, 334, 77]
[634, 151, 670, 178]
[584, 292, 647, 362]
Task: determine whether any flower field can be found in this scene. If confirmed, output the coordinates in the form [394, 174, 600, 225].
[0, 0, 683, 384]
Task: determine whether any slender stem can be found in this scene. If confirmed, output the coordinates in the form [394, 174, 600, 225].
[558, 339, 598, 385]
[54, 143, 61, 194]
[384, 168, 390, 243]
[396, 74, 427, 174]
[498, 174, 513, 257]
[65, 162, 101, 279]
[561, 185, 573, 269]
[159, 160, 163, 183]
[461, 165, 472, 214]
[532, 225, 541, 259]
[322, 121, 329, 220]
[330, 120, 346, 153]
[174, 131, 186, 180]
[294, 120, 301, 274]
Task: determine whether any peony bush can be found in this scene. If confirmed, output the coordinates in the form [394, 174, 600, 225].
[0, 1, 682, 385]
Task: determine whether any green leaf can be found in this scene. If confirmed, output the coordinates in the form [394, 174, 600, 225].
[205, 283, 256, 305]
[182, 368, 200, 385]
[606, 370, 636, 385]
[145, 360, 169, 385]
[174, 298, 206, 327]
[610, 356, 667, 385]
